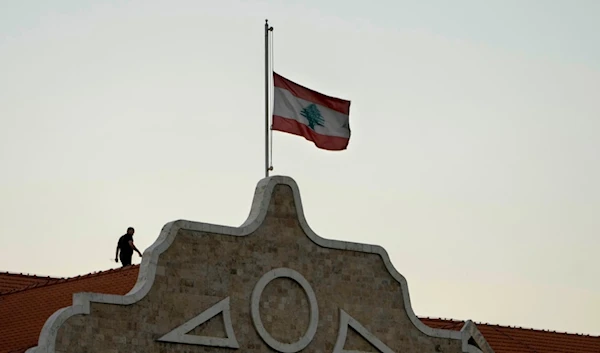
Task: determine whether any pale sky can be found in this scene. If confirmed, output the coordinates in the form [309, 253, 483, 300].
[1, 0, 599, 336]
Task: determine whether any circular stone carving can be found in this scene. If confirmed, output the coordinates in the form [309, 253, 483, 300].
[251, 268, 319, 353]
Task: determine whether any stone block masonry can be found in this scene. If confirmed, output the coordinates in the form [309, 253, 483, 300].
[28, 176, 491, 353]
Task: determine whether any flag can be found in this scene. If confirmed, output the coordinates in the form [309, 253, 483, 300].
[272, 72, 351, 151]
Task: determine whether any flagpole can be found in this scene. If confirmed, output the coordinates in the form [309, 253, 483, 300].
[264, 19, 273, 178]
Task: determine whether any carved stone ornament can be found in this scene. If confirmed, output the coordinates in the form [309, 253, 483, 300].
[27, 176, 493, 353]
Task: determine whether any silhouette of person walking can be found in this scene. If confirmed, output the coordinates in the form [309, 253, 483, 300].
[115, 227, 142, 267]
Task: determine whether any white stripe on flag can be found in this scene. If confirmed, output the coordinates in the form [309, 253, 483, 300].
[273, 87, 350, 139]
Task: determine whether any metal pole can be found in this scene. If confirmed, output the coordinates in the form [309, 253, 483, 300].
[264, 19, 270, 178]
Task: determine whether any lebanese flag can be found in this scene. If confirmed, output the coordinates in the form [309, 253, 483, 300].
[272, 72, 351, 151]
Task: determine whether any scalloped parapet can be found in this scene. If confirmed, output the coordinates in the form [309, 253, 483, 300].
[27, 176, 492, 353]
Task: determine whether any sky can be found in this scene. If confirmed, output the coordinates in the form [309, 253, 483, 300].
[1, 0, 599, 336]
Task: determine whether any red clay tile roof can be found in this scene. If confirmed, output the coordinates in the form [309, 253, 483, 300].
[0, 273, 62, 294]
[1, 266, 598, 353]
[422, 317, 600, 353]
[0, 266, 139, 353]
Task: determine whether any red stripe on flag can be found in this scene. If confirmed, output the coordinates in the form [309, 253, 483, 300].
[273, 72, 350, 115]
[272, 115, 350, 151]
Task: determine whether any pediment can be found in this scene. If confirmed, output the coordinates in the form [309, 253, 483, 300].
[28, 176, 492, 353]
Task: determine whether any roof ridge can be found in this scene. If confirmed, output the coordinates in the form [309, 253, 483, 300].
[419, 317, 600, 338]
[0, 271, 62, 279]
[420, 316, 465, 323]
[473, 320, 600, 338]
[0, 265, 140, 296]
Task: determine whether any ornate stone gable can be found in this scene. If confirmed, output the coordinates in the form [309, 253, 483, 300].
[27, 176, 492, 353]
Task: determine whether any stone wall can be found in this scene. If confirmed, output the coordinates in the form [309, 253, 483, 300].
[31, 177, 489, 353]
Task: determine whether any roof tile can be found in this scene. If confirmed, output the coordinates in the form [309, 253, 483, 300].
[422, 317, 600, 353]
[0, 273, 61, 294]
[0, 266, 139, 353]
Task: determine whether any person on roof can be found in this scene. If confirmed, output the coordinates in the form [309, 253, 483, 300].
[115, 227, 142, 267]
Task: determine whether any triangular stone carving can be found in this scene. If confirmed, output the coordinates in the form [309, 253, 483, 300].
[157, 297, 239, 348]
[333, 309, 395, 353]
[344, 326, 378, 352]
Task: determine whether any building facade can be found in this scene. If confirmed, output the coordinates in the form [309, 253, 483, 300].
[1, 176, 598, 353]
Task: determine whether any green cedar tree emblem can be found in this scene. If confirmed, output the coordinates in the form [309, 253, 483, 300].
[300, 104, 325, 130]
